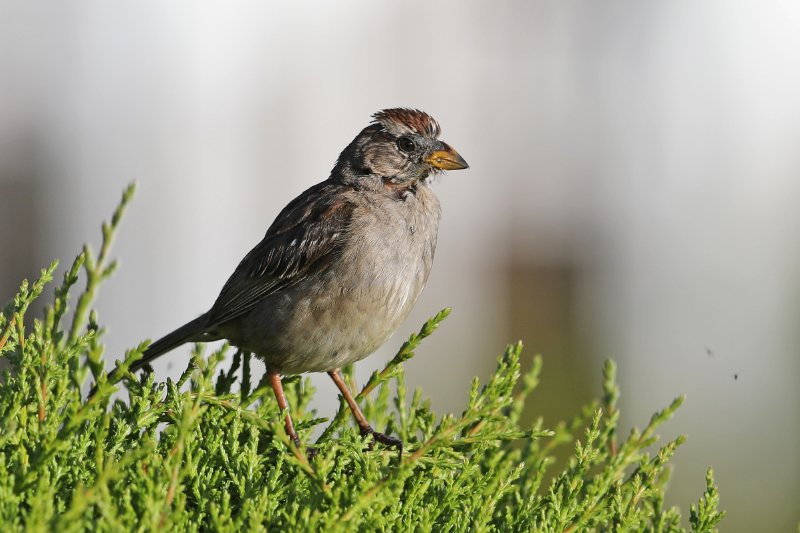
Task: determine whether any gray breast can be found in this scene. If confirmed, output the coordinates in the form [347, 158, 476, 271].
[233, 186, 441, 375]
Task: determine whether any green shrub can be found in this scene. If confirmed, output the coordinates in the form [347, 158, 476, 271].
[0, 185, 724, 531]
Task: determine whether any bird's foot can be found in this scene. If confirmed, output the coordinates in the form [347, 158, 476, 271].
[305, 446, 319, 461]
[360, 425, 403, 457]
[290, 436, 318, 461]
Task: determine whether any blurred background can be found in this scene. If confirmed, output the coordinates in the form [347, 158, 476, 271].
[1, 1, 798, 530]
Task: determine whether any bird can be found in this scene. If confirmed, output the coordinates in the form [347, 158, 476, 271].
[97, 108, 468, 451]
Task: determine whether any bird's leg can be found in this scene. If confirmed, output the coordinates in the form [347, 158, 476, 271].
[267, 371, 301, 448]
[328, 369, 402, 454]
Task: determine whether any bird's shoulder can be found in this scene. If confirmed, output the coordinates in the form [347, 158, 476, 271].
[265, 181, 353, 235]
[206, 180, 357, 325]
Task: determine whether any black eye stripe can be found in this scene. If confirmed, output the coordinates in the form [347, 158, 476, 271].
[397, 136, 416, 153]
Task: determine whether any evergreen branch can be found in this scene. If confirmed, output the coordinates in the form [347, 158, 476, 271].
[0, 186, 725, 532]
[318, 307, 451, 441]
[68, 183, 135, 344]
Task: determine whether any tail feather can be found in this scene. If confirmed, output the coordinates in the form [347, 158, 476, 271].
[129, 314, 210, 374]
[90, 314, 210, 397]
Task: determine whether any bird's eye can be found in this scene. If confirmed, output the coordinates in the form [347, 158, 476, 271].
[397, 136, 416, 153]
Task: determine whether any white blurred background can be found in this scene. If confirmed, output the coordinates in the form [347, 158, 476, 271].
[1, 2, 798, 530]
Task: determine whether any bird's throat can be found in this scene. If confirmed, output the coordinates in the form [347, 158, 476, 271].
[382, 177, 419, 200]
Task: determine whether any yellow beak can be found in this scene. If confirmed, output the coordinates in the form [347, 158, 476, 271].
[425, 142, 469, 170]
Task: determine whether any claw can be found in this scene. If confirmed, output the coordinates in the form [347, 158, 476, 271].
[360, 425, 403, 457]
[305, 446, 319, 461]
[328, 369, 403, 458]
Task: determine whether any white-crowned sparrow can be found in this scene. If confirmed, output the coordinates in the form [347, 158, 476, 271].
[102, 108, 468, 450]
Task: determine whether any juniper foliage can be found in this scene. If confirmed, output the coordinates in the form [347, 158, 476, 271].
[0, 185, 725, 531]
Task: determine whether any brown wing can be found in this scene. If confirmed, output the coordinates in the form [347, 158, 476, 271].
[206, 181, 354, 327]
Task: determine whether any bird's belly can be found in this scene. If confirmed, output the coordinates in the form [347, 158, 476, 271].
[226, 221, 436, 374]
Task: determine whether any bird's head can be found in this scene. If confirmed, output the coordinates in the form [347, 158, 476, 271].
[333, 108, 468, 189]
